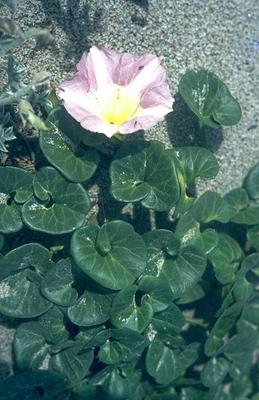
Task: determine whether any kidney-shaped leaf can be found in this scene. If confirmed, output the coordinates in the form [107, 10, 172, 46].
[219, 331, 258, 378]
[243, 162, 259, 200]
[110, 141, 180, 211]
[0, 167, 33, 233]
[146, 340, 198, 385]
[0, 242, 51, 279]
[68, 291, 112, 326]
[0, 166, 33, 203]
[146, 339, 177, 385]
[39, 129, 99, 183]
[14, 321, 49, 370]
[205, 302, 243, 357]
[111, 286, 153, 333]
[143, 230, 206, 299]
[230, 204, 259, 225]
[0, 270, 52, 318]
[160, 246, 207, 299]
[208, 233, 242, 284]
[41, 258, 78, 307]
[22, 167, 90, 234]
[179, 69, 241, 128]
[98, 340, 126, 365]
[71, 221, 147, 290]
[151, 303, 185, 336]
[39, 307, 69, 345]
[201, 357, 230, 387]
[50, 346, 94, 384]
[173, 147, 219, 184]
[191, 191, 234, 223]
[0, 243, 52, 318]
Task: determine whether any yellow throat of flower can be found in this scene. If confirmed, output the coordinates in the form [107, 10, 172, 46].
[98, 85, 141, 125]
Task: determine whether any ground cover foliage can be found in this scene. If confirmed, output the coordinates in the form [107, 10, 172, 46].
[0, 2, 258, 400]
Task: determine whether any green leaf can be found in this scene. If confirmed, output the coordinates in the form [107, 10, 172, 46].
[143, 229, 206, 299]
[223, 188, 249, 214]
[146, 340, 177, 384]
[0, 244, 52, 317]
[247, 224, 259, 250]
[176, 342, 200, 373]
[173, 147, 219, 184]
[0, 166, 33, 233]
[160, 246, 206, 299]
[189, 228, 219, 255]
[180, 388, 212, 400]
[220, 331, 257, 377]
[205, 302, 243, 356]
[111, 328, 147, 361]
[179, 69, 241, 127]
[50, 346, 94, 384]
[0, 233, 4, 251]
[201, 357, 230, 387]
[177, 281, 206, 304]
[111, 286, 153, 332]
[208, 233, 242, 284]
[110, 141, 180, 211]
[98, 341, 126, 365]
[230, 204, 259, 225]
[76, 326, 111, 349]
[146, 341, 198, 385]
[39, 307, 69, 345]
[0, 242, 51, 278]
[0, 166, 32, 203]
[90, 366, 139, 400]
[0, 270, 52, 318]
[71, 221, 147, 290]
[14, 322, 49, 370]
[138, 275, 176, 312]
[152, 304, 185, 336]
[41, 258, 78, 306]
[68, 291, 112, 326]
[22, 167, 90, 234]
[237, 295, 259, 335]
[0, 370, 69, 400]
[243, 162, 259, 200]
[174, 211, 199, 240]
[191, 191, 233, 223]
[39, 129, 99, 183]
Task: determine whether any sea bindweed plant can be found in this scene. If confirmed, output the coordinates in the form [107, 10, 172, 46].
[0, 46, 258, 400]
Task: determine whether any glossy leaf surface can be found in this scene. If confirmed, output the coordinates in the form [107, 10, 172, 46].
[40, 129, 99, 183]
[71, 221, 147, 290]
[110, 141, 180, 211]
[22, 167, 90, 234]
[179, 69, 241, 127]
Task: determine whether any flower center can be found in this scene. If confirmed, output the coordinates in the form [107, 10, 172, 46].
[98, 85, 141, 125]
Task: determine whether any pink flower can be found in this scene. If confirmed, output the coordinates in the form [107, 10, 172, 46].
[59, 46, 173, 138]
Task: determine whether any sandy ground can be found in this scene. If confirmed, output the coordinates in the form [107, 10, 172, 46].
[0, 0, 259, 378]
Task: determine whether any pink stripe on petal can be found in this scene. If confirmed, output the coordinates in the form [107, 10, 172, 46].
[76, 51, 97, 91]
[59, 73, 99, 120]
[128, 57, 162, 96]
[112, 53, 156, 86]
[141, 83, 173, 108]
[87, 46, 115, 90]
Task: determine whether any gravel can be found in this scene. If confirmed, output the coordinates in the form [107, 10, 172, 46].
[0, 0, 259, 377]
